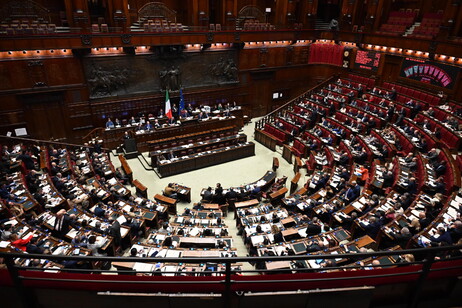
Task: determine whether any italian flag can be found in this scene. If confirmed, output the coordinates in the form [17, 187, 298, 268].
[165, 90, 173, 119]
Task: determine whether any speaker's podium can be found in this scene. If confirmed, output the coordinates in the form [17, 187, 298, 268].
[123, 138, 138, 159]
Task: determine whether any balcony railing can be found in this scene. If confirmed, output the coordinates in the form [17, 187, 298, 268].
[1, 245, 461, 308]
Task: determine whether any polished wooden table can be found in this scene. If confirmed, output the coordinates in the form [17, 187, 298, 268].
[157, 142, 255, 177]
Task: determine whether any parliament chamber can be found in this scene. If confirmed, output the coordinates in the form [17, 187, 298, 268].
[1, 0, 462, 307]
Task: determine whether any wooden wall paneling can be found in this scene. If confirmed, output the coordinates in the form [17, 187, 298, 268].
[450, 2, 462, 37]
[19, 91, 69, 140]
[71, 0, 91, 29]
[378, 54, 401, 84]
[372, 0, 387, 31]
[222, 0, 237, 29]
[274, 0, 289, 28]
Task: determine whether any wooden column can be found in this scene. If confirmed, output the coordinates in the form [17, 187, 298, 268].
[222, 0, 237, 30]
[340, 0, 355, 30]
[274, 0, 289, 28]
[71, 0, 90, 30]
[373, 0, 388, 31]
[286, 0, 297, 28]
[441, 0, 462, 38]
[64, 0, 75, 27]
[108, 0, 129, 29]
[452, 2, 462, 37]
[364, 0, 380, 32]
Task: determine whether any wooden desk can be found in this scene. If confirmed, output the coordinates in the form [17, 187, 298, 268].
[98, 116, 244, 151]
[179, 237, 217, 248]
[118, 154, 133, 183]
[294, 156, 302, 173]
[281, 217, 296, 227]
[203, 203, 220, 210]
[173, 184, 191, 203]
[133, 179, 148, 198]
[154, 194, 177, 215]
[255, 129, 277, 151]
[157, 142, 255, 177]
[269, 187, 288, 200]
[282, 144, 293, 163]
[272, 157, 279, 172]
[266, 261, 291, 270]
[290, 172, 301, 194]
[234, 199, 260, 209]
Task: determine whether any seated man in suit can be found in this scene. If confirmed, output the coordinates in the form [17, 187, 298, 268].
[145, 121, 153, 131]
[179, 109, 189, 119]
[167, 117, 177, 125]
[198, 112, 208, 120]
[167, 151, 177, 160]
[153, 119, 161, 128]
[389, 227, 412, 249]
[305, 217, 322, 237]
[202, 187, 213, 202]
[360, 215, 382, 239]
[338, 151, 350, 166]
[53, 209, 79, 240]
[105, 118, 114, 129]
[434, 160, 447, 177]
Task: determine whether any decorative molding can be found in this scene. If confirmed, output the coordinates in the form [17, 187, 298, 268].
[81, 34, 92, 46]
[206, 32, 214, 42]
[234, 32, 240, 41]
[27, 60, 43, 67]
[121, 34, 131, 44]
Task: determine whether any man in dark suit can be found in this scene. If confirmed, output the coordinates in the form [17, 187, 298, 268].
[202, 187, 213, 202]
[434, 161, 447, 177]
[390, 227, 412, 249]
[360, 216, 382, 239]
[352, 181, 361, 199]
[305, 217, 322, 237]
[338, 152, 349, 166]
[93, 203, 106, 218]
[407, 177, 418, 195]
[339, 168, 350, 181]
[107, 217, 122, 247]
[53, 209, 79, 239]
[18, 151, 35, 170]
[26, 236, 50, 254]
[382, 171, 394, 188]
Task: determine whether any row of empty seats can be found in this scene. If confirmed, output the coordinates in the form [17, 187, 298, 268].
[1, 22, 56, 35]
[377, 11, 416, 36]
[408, 13, 443, 39]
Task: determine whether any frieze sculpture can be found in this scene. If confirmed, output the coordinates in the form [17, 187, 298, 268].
[87, 64, 131, 97]
[159, 66, 181, 92]
[209, 58, 238, 83]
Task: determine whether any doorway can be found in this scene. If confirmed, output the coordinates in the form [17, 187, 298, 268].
[20, 92, 68, 141]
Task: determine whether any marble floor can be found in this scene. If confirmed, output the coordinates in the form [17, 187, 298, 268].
[110, 117, 302, 268]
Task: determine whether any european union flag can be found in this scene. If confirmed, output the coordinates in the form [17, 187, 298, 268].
[179, 88, 185, 116]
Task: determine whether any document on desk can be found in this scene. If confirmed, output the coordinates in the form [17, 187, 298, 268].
[448, 206, 458, 218]
[133, 262, 154, 273]
[161, 266, 178, 276]
[189, 228, 200, 237]
[165, 250, 181, 258]
[116, 215, 127, 225]
[251, 235, 265, 246]
[120, 228, 129, 237]
[298, 228, 307, 238]
[67, 229, 78, 239]
[44, 266, 61, 273]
